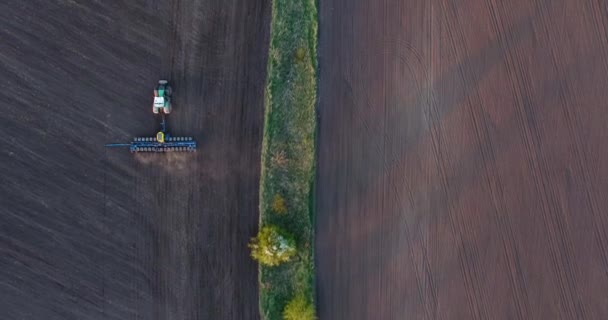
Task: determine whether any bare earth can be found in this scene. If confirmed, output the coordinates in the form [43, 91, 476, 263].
[316, 0, 608, 319]
[1, 1, 269, 319]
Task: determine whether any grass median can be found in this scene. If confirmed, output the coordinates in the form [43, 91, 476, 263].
[257, 0, 318, 319]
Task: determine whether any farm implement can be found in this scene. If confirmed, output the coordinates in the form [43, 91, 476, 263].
[105, 80, 197, 153]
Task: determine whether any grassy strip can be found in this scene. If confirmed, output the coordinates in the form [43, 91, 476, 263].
[258, 0, 318, 318]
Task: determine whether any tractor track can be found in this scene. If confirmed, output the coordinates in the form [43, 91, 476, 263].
[0, 0, 270, 319]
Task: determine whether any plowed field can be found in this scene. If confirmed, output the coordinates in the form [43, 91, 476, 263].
[1, 1, 269, 319]
[315, 0, 608, 319]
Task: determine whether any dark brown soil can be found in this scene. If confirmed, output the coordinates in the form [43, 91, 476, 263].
[315, 0, 608, 319]
[0, 1, 269, 319]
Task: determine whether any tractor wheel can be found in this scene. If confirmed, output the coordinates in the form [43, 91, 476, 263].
[165, 85, 173, 96]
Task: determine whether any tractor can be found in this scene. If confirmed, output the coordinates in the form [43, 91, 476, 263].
[105, 80, 197, 153]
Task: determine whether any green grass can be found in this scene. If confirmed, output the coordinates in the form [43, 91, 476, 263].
[257, 0, 318, 318]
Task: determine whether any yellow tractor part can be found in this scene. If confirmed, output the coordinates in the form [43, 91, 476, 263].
[156, 131, 165, 143]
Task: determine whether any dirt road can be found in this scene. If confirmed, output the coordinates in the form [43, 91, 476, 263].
[316, 0, 608, 319]
[0, 1, 269, 319]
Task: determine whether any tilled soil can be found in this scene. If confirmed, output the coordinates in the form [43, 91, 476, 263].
[316, 0, 608, 319]
[0, 1, 269, 319]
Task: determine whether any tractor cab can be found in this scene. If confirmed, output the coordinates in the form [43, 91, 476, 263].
[153, 96, 165, 109]
[152, 80, 172, 114]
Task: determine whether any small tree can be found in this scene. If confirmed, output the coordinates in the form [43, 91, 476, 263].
[249, 225, 296, 266]
[283, 294, 316, 320]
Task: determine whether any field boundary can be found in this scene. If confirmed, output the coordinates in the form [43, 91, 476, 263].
[257, 0, 318, 318]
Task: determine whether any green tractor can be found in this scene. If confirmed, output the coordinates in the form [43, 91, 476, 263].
[105, 79, 197, 153]
[152, 80, 172, 114]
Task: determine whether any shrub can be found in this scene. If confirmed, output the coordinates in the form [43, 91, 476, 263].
[249, 225, 297, 266]
[271, 194, 288, 214]
[294, 47, 306, 62]
[283, 294, 316, 320]
[272, 149, 288, 168]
